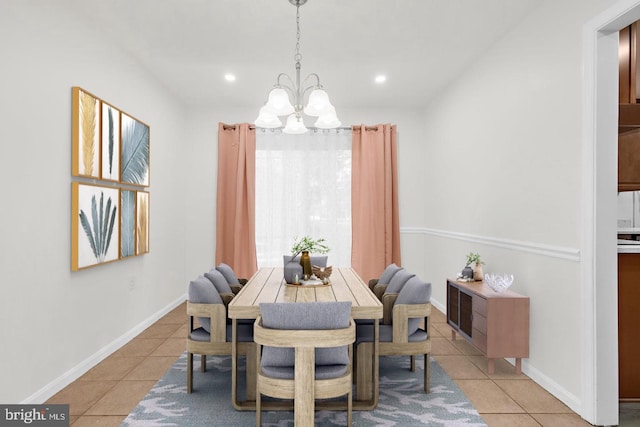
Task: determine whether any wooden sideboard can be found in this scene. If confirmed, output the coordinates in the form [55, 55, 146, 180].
[446, 279, 530, 374]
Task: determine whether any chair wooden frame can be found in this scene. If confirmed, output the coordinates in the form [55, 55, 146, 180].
[186, 301, 256, 394]
[356, 301, 431, 400]
[254, 315, 356, 426]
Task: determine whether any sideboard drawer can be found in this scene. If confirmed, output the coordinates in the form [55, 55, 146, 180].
[473, 311, 487, 334]
[472, 329, 487, 353]
[473, 295, 487, 316]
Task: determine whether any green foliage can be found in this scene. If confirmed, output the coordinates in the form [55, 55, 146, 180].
[79, 191, 117, 263]
[107, 107, 114, 175]
[290, 236, 330, 258]
[465, 252, 483, 266]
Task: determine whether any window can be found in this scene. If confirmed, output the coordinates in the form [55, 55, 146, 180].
[255, 128, 352, 268]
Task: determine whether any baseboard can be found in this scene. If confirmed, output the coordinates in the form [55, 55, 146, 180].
[401, 227, 580, 262]
[22, 293, 187, 404]
[431, 295, 582, 417]
[516, 359, 582, 415]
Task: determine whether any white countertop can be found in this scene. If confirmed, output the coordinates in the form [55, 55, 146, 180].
[618, 239, 640, 253]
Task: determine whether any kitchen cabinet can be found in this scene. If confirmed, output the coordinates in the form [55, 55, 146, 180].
[618, 23, 640, 190]
[618, 253, 640, 400]
[619, 129, 640, 191]
[447, 279, 529, 374]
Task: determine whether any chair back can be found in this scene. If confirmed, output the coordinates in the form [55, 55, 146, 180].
[188, 276, 222, 333]
[395, 277, 432, 337]
[380, 269, 415, 324]
[256, 301, 353, 375]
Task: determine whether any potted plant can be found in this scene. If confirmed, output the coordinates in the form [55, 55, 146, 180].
[465, 252, 484, 281]
[290, 236, 330, 259]
[284, 236, 330, 283]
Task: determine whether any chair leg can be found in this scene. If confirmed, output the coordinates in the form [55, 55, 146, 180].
[187, 352, 193, 394]
[201, 354, 206, 372]
[256, 392, 261, 427]
[347, 388, 352, 427]
[410, 355, 416, 371]
[424, 353, 430, 393]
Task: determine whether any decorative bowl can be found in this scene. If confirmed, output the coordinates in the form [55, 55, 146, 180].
[484, 273, 514, 293]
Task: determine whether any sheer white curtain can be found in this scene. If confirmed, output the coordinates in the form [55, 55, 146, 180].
[255, 128, 352, 268]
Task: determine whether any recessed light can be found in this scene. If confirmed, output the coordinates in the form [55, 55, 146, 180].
[224, 74, 236, 82]
[374, 75, 386, 84]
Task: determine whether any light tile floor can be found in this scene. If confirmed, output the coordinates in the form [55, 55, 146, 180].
[46, 302, 630, 426]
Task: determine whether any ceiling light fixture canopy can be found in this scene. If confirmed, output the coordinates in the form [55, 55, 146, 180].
[255, 0, 340, 134]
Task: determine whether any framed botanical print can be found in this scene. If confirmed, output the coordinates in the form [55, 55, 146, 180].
[120, 189, 136, 258]
[71, 86, 150, 271]
[136, 191, 150, 255]
[120, 113, 150, 186]
[101, 101, 121, 182]
[71, 87, 100, 179]
[72, 182, 120, 270]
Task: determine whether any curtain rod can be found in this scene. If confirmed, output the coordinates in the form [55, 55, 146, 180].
[222, 124, 378, 131]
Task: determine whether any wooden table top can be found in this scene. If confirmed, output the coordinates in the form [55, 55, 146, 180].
[228, 267, 382, 320]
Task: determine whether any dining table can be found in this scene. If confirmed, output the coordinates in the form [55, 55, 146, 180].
[227, 266, 383, 411]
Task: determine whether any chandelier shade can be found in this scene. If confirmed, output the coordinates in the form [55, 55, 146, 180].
[265, 88, 295, 116]
[254, 106, 283, 128]
[314, 106, 341, 129]
[255, 0, 340, 133]
[283, 114, 308, 134]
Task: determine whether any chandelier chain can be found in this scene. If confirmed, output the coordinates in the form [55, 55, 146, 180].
[294, 5, 302, 62]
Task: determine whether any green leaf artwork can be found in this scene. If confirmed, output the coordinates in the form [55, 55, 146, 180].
[79, 191, 117, 263]
[121, 114, 149, 185]
[108, 107, 114, 175]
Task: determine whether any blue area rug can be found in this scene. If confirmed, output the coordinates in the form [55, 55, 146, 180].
[121, 352, 486, 426]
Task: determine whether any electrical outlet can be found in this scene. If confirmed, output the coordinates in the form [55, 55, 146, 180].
[128, 276, 136, 290]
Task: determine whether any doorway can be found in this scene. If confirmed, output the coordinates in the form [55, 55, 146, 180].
[585, 1, 640, 425]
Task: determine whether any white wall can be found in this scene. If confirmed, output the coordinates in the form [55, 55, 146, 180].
[0, 0, 188, 403]
[413, 0, 620, 422]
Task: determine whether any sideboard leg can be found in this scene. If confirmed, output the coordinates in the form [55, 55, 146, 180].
[451, 329, 456, 340]
[515, 358, 522, 374]
[487, 358, 495, 374]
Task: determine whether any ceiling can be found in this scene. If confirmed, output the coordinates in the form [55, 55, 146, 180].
[69, 0, 541, 110]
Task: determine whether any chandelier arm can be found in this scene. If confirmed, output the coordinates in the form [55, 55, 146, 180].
[275, 73, 295, 89]
[301, 73, 322, 89]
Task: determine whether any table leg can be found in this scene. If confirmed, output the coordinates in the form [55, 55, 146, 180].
[373, 318, 379, 407]
[246, 342, 256, 400]
[231, 319, 240, 410]
[356, 343, 372, 401]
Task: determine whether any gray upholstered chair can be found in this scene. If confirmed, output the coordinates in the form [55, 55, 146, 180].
[204, 269, 236, 306]
[368, 262, 402, 294]
[186, 276, 255, 393]
[216, 263, 247, 293]
[378, 268, 415, 324]
[357, 267, 414, 332]
[355, 277, 432, 400]
[254, 301, 355, 426]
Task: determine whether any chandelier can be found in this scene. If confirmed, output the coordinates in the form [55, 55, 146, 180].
[254, 0, 340, 134]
